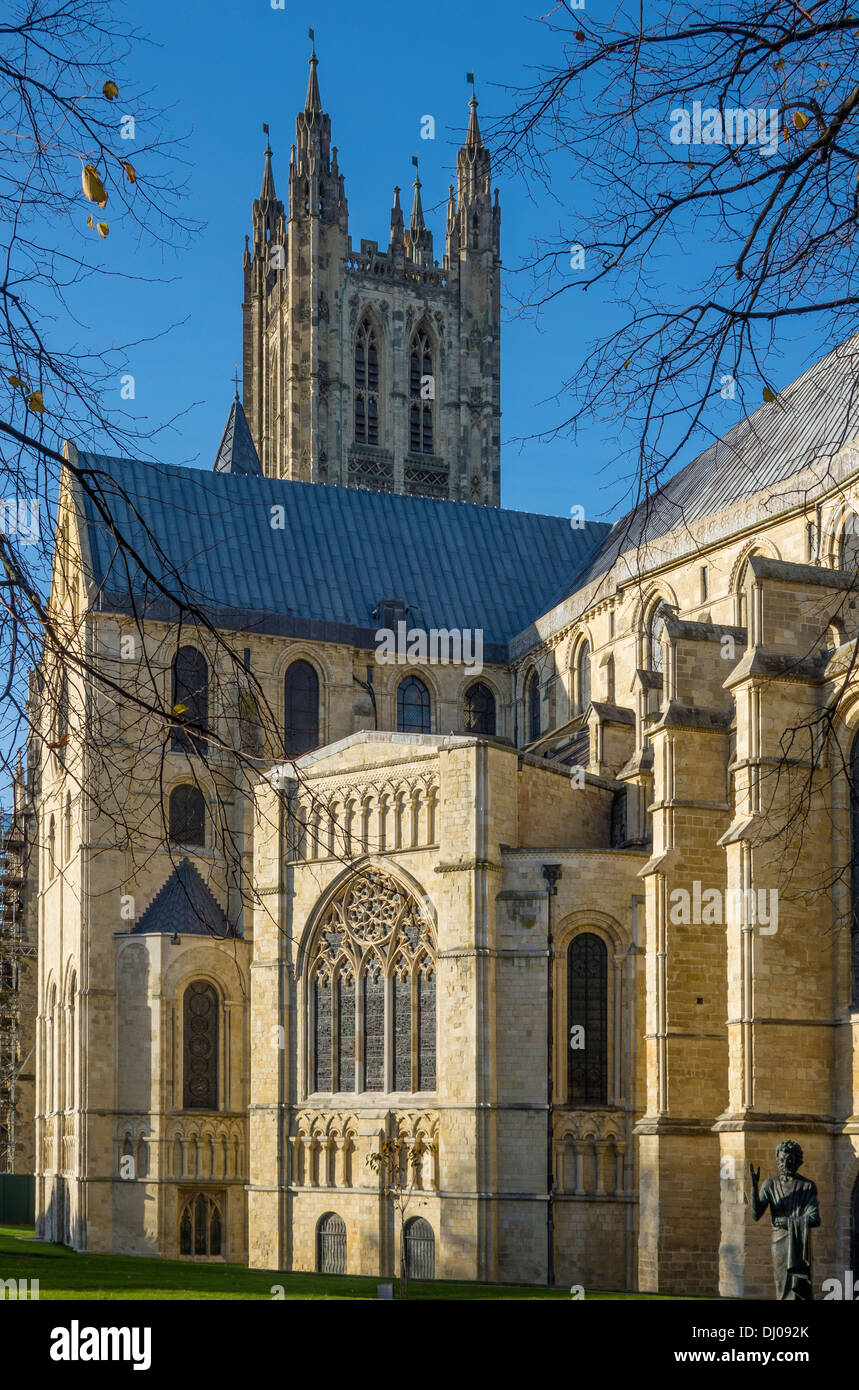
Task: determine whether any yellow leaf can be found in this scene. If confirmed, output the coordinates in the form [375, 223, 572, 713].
[86, 215, 93, 229]
[622, 358, 631, 369]
[173, 703, 187, 715]
[763, 386, 776, 403]
[102, 80, 119, 100]
[27, 390, 44, 412]
[793, 111, 809, 130]
[7, 375, 24, 388]
[122, 161, 136, 184]
[774, 58, 785, 69]
[81, 164, 108, 207]
[97, 221, 109, 238]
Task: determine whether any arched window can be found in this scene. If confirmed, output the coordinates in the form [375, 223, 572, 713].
[397, 676, 430, 734]
[239, 688, 263, 757]
[577, 642, 592, 714]
[63, 792, 72, 862]
[463, 681, 496, 735]
[183, 980, 219, 1109]
[605, 653, 616, 705]
[354, 318, 380, 445]
[851, 1173, 859, 1276]
[308, 869, 437, 1095]
[409, 329, 434, 454]
[179, 1191, 223, 1258]
[284, 660, 319, 757]
[317, 1211, 346, 1273]
[526, 671, 540, 743]
[404, 1215, 435, 1280]
[171, 646, 209, 756]
[646, 606, 665, 674]
[56, 668, 69, 763]
[169, 784, 205, 847]
[842, 512, 859, 574]
[567, 933, 608, 1105]
[850, 732, 859, 1008]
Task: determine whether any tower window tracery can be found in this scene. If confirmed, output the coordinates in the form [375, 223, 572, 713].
[355, 319, 380, 445]
[409, 329, 434, 454]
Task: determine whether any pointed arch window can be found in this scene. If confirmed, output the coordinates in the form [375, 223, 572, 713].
[284, 660, 319, 756]
[526, 671, 540, 743]
[605, 653, 615, 705]
[646, 606, 665, 674]
[179, 1191, 224, 1258]
[169, 784, 205, 847]
[183, 981, 219, 1110]
[397, 675, 431, 734]
[355, 319, 380, 445]
[171, 646, 209, 756]
[308, 869, 437, 1095]
[463, 681, 496, 735]
[64, 791, 72, 861]
[567, 933, 608, 1105]
[577, 641, 592, 714]
[409, 329, 434, 454]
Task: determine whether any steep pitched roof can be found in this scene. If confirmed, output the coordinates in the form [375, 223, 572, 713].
[576, 333, 859, 593]
[212, 396, 263, 476]
[74, 454, 610, 660]
[131, 858, 235, 938]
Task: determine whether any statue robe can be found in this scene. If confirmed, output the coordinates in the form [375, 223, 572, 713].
[751, 1174, 820, 1300]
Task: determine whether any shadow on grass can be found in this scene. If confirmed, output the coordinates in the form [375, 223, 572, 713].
[0, 1225, 709, 1301]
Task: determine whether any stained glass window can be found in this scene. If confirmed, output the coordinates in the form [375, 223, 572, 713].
[336, 974, 355, 1092]
[314, 975, 332, 1091]
[183, 981, 218, 1109]
[355, 319, 380, 445]
[567, 934, 608, 1105]
[364, 968, 384, 1091]
[577, 641, 592, 713]
[307, 869, 437, 1096]
[393, 973, 411, 1091]
[527, 671, 540, 743]
[169, 784, 205, 847]
[409, 330, 434, 454]
[418, 968, 436, 1091]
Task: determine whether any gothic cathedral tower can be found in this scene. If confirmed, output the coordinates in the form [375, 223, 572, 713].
[242, 50, 501, 504]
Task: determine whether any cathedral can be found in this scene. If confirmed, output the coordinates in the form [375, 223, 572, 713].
[22, 51, 859, 1296]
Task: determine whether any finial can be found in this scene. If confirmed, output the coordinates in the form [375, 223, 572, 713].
[233, 364, 240, 401]
[309, 26, 316, 59]
[467, 71, 477, 103]
[263, 121, 271, 154]
[411, 153, 421, 187]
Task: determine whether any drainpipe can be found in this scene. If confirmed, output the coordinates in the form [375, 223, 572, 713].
[542, 863, 562, 1286]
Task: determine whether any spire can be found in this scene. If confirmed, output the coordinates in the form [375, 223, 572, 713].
[305, 30, 322, 118]
[465, 71, 483, 148]
[260, 123, 276, 201]
[409, 164, 425, 237]
[391, 184, 403, 230]
[213, 392, 263, 476]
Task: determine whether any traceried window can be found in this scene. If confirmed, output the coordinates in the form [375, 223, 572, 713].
[169, 784, 205, 847]
[183, 981, 219, 1109]
[171, 646, 209, 756]
[317, 1212, 346, 1273]
[179, 1191, 223, 1258]
[284, 660, 319, 756]
[308, 869, 437, 1094]
[397, 675, 430, 734]
[526, 670, 540, 743]
[409, 329, 434, 454]
[463, 681, 496, 736]
[355, 318, 380, 445]
[646, 606, 665, 674]
[577, 642, 592, 714]
[567, 933, 608, 1105]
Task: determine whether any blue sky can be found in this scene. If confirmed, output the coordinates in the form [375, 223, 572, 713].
[86, 0, 814, 522]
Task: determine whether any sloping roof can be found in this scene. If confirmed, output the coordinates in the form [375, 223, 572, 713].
[75, 453, 610, 660]
[212, 396, 263, 476]
[131, 858, 235, 938]
[574, 333, 859, 593]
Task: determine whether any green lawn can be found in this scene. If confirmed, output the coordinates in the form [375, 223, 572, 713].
[0, 1224, 704, 1300]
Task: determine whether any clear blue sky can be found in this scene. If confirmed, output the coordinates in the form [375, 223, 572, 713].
[89, 0, 812, 523]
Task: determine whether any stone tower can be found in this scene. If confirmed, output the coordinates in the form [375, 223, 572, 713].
[242, 50, 501, 504]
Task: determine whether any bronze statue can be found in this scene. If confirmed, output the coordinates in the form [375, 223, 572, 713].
[749, 1140, 820, 1300]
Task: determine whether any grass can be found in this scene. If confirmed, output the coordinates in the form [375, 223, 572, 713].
[0, 1224, 704, 1301]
